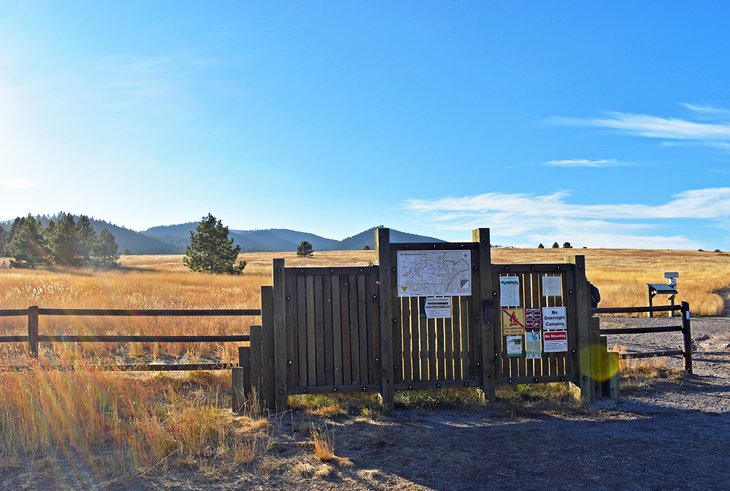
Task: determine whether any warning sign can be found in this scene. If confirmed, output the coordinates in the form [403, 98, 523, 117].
[543, 330, 568, 353]
[501, 308, 525, 335]
[525, 308, 542, 330]
[424, 297, 451, 319]
[525, 330, 541, 359]
[542, 306, 567, 330]
[506, 335, 523, 357]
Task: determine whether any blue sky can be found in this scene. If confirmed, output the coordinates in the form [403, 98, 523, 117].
[1, 1, 729, 249]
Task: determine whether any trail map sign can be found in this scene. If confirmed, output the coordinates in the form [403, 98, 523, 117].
[397, 250, 472, 297]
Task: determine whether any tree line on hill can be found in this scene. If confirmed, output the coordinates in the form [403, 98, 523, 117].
[0, 213, 119, 268]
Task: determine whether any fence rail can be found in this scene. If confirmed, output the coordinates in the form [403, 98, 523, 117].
[0, 306, 258, 370]
[593, 301, 692, 373]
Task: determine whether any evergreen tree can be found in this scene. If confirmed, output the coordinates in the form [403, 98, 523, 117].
[7, 215, 52, 268]
[562, 242, 572, 248]
[297, 240, 313, 257]
[183, 214, 243, 274]
[76, 215, 96, 264]
[50, 213, 82, 266]
[93, 228, 119, 267]
[551, 242, 560, 248]
[537, 243, 545, 249]
[0, 226, 7, 256]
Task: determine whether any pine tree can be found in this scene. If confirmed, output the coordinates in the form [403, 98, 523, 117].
[0, 226, 7, 256]
[76, 215, 96, 264]
[552, 242, 560, 248]
[183, 214, 244, 274]
[537, 243, 545, 249]
[7, 215, 52, 268]
[93, 228, 119, 267]
[50, 213, 82, 266]
[297, 240, 314, 257]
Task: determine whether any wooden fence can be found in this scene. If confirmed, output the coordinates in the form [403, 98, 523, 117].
[594, 302, 693, 373]
[0, 306, 258, 371]
[237, 228, 627, 413]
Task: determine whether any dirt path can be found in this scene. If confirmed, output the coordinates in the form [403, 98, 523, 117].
[2, 317, 728, 490]
[718, 288, 730, 317]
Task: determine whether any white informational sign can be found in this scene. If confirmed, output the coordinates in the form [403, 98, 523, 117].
[499, 275, 521, 307]
[397, 250, 472, 297]
[525, 331, 542, 359]
[506, 335, 523, 357]
[542, 306, 567, 330]
[542, 275, 563, 297]
[543, 330, 568, 353]
[665, 271, 679, 287]
[424, 297, 451, 319]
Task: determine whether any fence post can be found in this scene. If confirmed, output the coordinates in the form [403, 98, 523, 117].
[569, 256, 594, 402]
[272, 259, 288, 412]
[249, 326, 262, 404]
[261, 286, 276, 410]
[28, 306, 39, 357]
[472, 228, 496, 403]
[681, 301, 693, 374]
[376, 228, 395, 413]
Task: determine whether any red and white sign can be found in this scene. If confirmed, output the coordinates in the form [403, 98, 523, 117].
[543, 330, 568, 353]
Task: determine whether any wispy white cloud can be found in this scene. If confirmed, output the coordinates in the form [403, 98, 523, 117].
[0, 178, 37, 189]
[405, 188, 730, 248]
[550, 104, 730, 151]
[545, 158, 621, 168]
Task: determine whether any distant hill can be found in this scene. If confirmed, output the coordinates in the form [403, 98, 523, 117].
[1, 215, 176, 255]
[330, 227, 446, 250]
[143, 224, 339, 253]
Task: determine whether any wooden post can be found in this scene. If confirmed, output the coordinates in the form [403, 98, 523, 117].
[472, 228, 495, 403]
[681, 301, 693, 374]
[376, 228, 395, 413]
[608, 351, 620, 399]
[261, 286, 276, 410]
[28, 306, 39, 357]
[569, 256, 593, 402]
[232, 368, 244, 413]
[240, 346, 251, 395]
[648, 285, 654, 318]
[249, 327, 262, 403]
[272, 259, 288, 412]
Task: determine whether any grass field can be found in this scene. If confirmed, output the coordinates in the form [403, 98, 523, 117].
[1, 247, 728, 477]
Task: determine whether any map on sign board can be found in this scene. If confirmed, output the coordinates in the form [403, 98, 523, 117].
[397, 250, 472, 297]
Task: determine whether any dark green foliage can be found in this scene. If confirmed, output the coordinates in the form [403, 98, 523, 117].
[7, 215, 52, 268]
[50, 213, 82, 266]
[563, 242, 572, 248]
[183, 214, 243, 274]
[363, 245, 371, 251]
[0, 226, 7, 256]
[551, 242, 560, 248]
[76, 215, 96, 264]
[537, 243, 545, 249]
[296, 240, 313, 257]
[93, 228, 120, 267]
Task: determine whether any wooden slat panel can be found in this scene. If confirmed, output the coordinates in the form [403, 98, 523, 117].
[367, 273, 380, 386]
[348, 274, 360, 384]
[261, 286, 276, 409]
[452, 295, 462, 379]
[445, 310, 453, 380]
[306, 275, 317, 385]
[331, 276, 343, 386]
[357, 274, 369, 385]
[340, 275, 352, 385]
[401, 297, 412, 383]
[428, 318, 437, 382]
[296, 276, 307, 388]
[285, 274, 297, 387]
[250, 326, 262, 400]
[419, 300, 428, 383]
[460, 297, 470, 379]
[314, 275, 325, 385]
[437, 318, 445, 380]
[323, 275, 334, 386]
[410, 297, 420, 382]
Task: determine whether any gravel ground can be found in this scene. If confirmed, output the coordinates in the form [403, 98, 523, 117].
[2, 316, 728, 490]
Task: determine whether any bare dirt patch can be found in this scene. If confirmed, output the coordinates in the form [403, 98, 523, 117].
[2, 317, 728, 490]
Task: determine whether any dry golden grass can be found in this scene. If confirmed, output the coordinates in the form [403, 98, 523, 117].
[0, 359, 270, 473]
